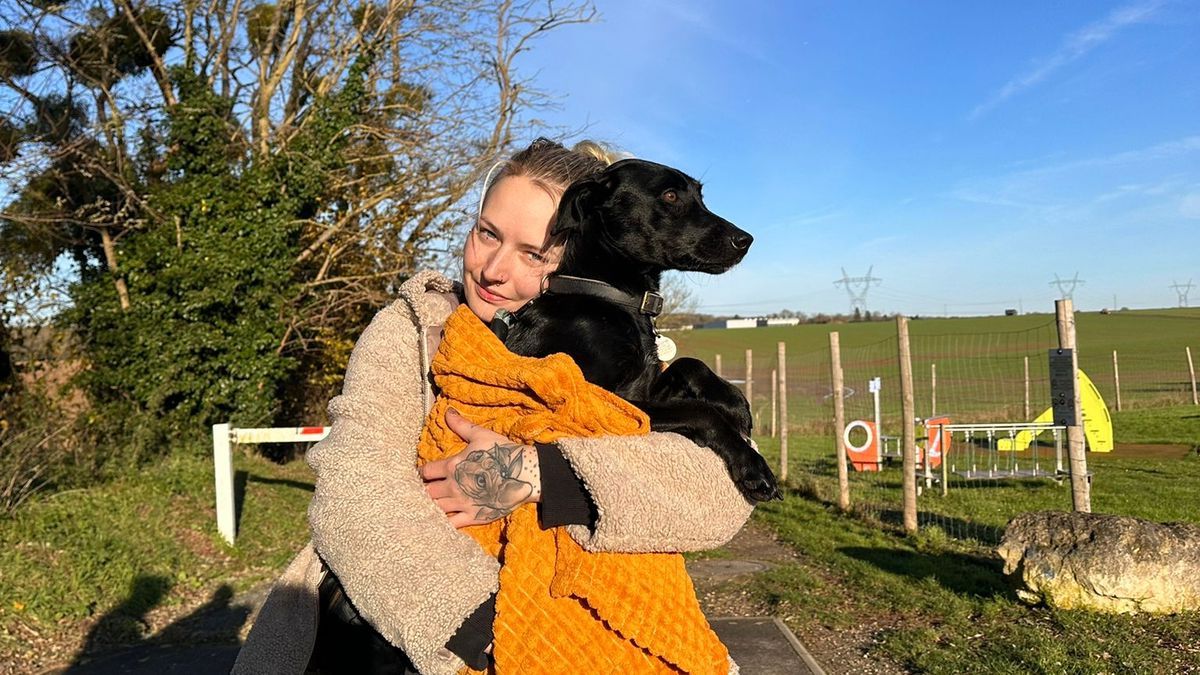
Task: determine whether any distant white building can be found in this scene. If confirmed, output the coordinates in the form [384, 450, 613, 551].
[700, 318, 760, 329]
[696, 316, 803, 330]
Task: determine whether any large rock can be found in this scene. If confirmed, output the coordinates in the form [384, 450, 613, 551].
[997, 510, 1200, 614]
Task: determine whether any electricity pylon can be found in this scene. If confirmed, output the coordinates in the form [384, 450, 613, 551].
[1170, 279, 1194, 307]
[835, 266, 882, 314]
[1050, 273, 1085, 302]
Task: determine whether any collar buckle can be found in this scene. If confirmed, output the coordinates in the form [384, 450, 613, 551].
[639, 292, 664, 317]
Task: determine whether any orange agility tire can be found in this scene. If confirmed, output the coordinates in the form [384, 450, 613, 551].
[844, 420, 881, 472]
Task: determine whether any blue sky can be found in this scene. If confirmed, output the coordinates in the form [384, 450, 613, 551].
[516, 0, 1200, 316]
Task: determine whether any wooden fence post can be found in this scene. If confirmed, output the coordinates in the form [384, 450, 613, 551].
[830, 332, 849, 511]
[1056, 299, 1091, 513]
[1113, 350, 1122, 412]
[770, 368, 778, 437]
[930, 363, 937, 416]
[715, 354, 722, 379]
[1188, 347, 1198, 406]
[777, 341, 788, 483]
[897, 316, 917, 534]
[745, 348, 753, 408]
[1024, 356, 1030, 420]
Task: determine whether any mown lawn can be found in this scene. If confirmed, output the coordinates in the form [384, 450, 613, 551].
[745, 401, 1200, 674]
[753, 496, 1200, 674]
[670, 308, 1200, 376]
[0, 401, 1193, 669]
[0, 451, 314, 662]
[1112, 405, 1200, 446]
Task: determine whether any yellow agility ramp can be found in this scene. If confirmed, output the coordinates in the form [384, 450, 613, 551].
[997, 369, 1113, 453]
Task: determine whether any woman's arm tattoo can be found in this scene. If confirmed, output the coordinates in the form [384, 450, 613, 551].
[453, 443, 535, 521]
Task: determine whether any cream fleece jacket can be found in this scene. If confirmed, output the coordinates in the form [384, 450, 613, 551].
[233, 271, 754, 674]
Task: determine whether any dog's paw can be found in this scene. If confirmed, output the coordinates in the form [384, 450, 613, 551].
[729, 444, 781, 504]
[739, 470, 781, 503]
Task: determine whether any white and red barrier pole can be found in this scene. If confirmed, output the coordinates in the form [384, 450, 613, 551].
[211, 424, 330, 545]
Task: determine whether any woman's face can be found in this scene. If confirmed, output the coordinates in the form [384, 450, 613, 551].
[462, 175, 562, 322]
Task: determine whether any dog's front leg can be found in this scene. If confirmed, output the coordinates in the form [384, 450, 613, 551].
[649, 358, 753, 437]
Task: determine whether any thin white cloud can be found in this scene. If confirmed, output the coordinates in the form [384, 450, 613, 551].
[1179, 192, 1200, 219]
[1005, 135, 1200, 179]
[942, 135, 1200, 268]
[951, 134, 1200, 204]
[1093, 177, 1190, 203]
[970, 0, 1163, 119]
[777, 207, 848, 228]
[654, 0, 780, 67]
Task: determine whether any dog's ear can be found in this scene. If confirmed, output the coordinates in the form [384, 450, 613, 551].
[551, 176, 607, 236]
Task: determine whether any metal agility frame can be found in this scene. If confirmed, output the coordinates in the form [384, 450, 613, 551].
[920, 421, 1070, 492]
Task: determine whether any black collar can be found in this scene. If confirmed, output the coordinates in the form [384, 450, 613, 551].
[544, 275, 664, 317]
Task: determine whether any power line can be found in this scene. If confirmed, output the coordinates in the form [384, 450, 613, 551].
[1169, 279, 1194, 307]
[1049, 272, 1085, 302]
[834, 266, 882, 314]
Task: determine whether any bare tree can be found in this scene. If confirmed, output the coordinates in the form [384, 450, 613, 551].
[657, 271, 700, 329]
[1, 0, 595, 344]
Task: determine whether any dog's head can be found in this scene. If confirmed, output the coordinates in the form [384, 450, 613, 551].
[552, 159, 752, 274]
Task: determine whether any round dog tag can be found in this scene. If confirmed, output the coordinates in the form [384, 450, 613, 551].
[655, 334, 677, 361]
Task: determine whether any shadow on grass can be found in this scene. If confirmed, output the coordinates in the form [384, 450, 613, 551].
[235, 470, 247, 536]
[245, 473, 315, 493]
[63, 575, 251, 673]
[837, 545, 1015, 601]
[231, 470, 314, 538]
[852, 506, 1008, 546]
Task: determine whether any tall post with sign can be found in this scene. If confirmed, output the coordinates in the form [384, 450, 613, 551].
[1053, 299, 1091, 513]
[870, 376, 882, 440]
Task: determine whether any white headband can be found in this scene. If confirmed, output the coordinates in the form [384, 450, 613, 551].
[476, 160, 507, 221]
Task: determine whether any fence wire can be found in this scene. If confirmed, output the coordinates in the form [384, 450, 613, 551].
[699, 314, 1199, 546]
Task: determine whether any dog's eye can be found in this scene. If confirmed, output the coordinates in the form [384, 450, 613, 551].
[662, 190, 678, 203]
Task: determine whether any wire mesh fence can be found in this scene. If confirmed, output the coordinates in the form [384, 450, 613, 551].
[1087, 352, 1199, 410]
[699, 310, 1195, 545]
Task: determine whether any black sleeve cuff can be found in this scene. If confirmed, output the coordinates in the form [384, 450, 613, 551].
[445, 594, 495, 670]
[535, 442, 598, 529]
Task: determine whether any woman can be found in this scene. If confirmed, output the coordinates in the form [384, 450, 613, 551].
[233, 139, 754, 674]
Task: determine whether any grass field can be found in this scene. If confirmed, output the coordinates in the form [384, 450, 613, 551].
[671, 308, 1200, 366]
[759, 433, 1198, 545]
[0, 452, 313, 665]
[0, 307, 1195, 670]
[752, 494, 1200, 674]
[668, 307, 1200, 438]
[745, 422, 1200, 673]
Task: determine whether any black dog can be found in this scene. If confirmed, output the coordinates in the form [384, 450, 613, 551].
[500, 158, 780, 503]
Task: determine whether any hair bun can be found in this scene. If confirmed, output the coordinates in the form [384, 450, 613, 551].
[571, 140, 624, 168]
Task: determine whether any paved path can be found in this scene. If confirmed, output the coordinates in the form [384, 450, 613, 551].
[713, 616, 825, 675]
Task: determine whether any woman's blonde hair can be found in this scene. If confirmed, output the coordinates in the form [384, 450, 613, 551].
[485, 137, 622, 202]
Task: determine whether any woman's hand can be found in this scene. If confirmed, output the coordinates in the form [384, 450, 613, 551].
[421, 408, 542, 528]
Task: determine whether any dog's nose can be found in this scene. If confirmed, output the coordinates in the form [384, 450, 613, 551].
[729, 231, 753, 251]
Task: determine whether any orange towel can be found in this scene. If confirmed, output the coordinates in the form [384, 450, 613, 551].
[418, 305, 729, 675]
